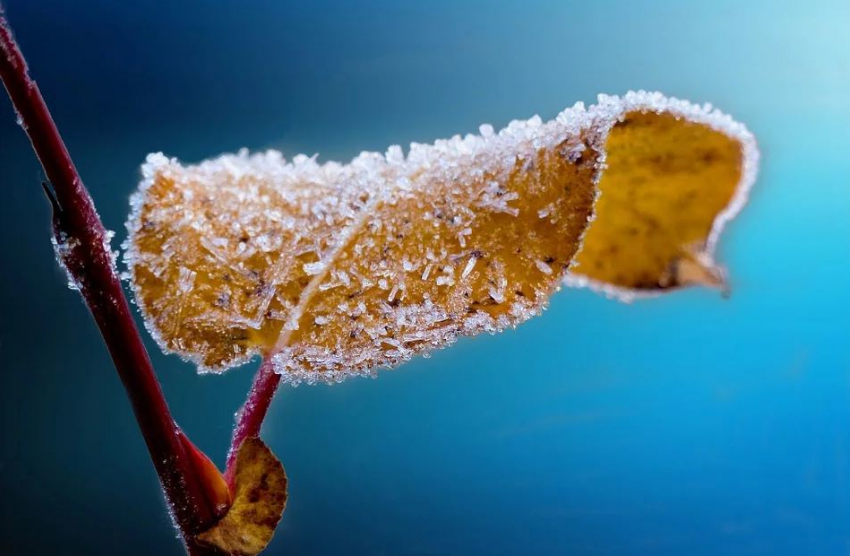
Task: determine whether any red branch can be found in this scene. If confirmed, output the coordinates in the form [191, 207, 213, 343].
[0, 9, 218, 553]
[225, 357, 281, 484]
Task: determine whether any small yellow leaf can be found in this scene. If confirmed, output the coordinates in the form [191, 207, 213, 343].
[125, 91, 757, 382]
[197, 437, 287, 556]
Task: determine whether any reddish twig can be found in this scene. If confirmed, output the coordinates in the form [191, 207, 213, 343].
[225, 357, 281, 484]
[0, 8, 219, 553]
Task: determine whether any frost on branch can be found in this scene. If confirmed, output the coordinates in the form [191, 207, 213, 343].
[124, 91, 758, 384]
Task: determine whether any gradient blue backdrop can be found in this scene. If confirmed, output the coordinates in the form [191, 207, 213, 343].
[1, 1, 848, 555]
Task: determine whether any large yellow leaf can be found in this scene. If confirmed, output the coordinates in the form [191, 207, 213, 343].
[125, 91, 757, 383]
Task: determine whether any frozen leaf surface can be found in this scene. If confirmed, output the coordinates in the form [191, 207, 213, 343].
[197, 437, 287, 556]
[125, 91, 757, 383]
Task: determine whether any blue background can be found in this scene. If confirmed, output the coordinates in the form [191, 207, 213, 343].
[1, 1, 848, 554]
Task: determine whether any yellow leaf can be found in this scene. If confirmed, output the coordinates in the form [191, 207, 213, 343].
[196, 437, 287, 556]
[125, 91, 757, 383]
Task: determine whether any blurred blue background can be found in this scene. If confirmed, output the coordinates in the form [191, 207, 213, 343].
[1, 1, 848, 554]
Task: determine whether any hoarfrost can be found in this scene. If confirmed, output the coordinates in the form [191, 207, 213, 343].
[177, 267, 196, 293]
[461, 256, 477, 279]
[51, 231, 82, 291]
[535, 260, 554, 275]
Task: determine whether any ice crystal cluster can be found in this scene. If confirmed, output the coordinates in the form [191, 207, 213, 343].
[124, 91, 757, 385]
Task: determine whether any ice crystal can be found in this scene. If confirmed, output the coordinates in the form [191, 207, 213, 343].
[51, 230, 82, 291]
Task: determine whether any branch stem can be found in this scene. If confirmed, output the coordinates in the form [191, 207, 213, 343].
[225, 357, 281, 484]
[0, 8, 217, 551]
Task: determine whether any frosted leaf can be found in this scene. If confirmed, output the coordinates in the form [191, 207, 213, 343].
[125, 91, 757, 382]
[103, 229, 119, 270]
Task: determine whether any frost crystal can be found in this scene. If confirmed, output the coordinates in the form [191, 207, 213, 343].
[51, 230, 82, 291]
